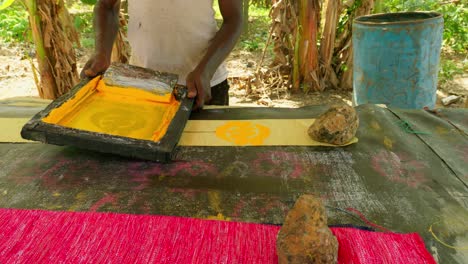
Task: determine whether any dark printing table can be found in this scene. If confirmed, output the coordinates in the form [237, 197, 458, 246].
[0, 100, 467, 263]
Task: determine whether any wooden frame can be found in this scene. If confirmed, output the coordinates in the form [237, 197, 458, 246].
[21, 74, 193, 163]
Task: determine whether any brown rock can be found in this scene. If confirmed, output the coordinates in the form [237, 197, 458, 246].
[277, 195, 338, 264]
[308, 104, 359, 145]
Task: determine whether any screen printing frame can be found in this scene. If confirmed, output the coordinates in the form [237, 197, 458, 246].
[21, 78, 194, 163]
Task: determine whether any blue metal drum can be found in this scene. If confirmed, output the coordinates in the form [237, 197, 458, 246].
[353, 12, 444, 109]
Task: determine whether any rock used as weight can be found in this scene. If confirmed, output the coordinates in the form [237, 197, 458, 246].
[277, 195, 338, 264]
[308, 104, 359, 145]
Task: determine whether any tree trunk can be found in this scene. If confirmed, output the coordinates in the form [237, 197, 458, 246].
[24, 0, 79, 99]
[319, 0, 341, 89]
[270, 0, 321, 92]
[269, 0, 376, 93]
[243, 0, 250, 34]
[24, 0, 55, 99]
[296, 0, 321, 92]
[374, 0, 383, 13]
[338, 0, 375, 90]
[111, 11, 131, 64]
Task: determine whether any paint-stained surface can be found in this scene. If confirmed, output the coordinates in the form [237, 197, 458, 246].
[0, 103, 467, 263]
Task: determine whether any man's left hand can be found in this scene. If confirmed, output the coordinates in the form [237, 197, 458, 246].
[186, 68, 212, 110]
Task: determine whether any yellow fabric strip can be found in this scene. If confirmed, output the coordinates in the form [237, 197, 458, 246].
[0, 118, 32, 143]
[179, 119, 358, 147]
[1, 117, 358, 147]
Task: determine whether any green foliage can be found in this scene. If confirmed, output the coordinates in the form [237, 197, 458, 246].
[239, 5, 270, 52]
[214, 3, 270, 53]
[80, 0, 96, 5]
[0, 0, 16, 11]
[337, 0, 363, 35]
[80, 37, 94, 49]
[437, 3, 467, 53]
[73, 12, 94, 35]
[439, 58, 466, 83]
[241, 38, 261, 52]
[0, 2, 30, 43]
[250, 0, 270, 8]
[213, 2, 269, 20]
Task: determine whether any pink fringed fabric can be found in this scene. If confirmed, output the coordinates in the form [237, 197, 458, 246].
[331, 228, 437, 264]
[0, 209, 435, 263]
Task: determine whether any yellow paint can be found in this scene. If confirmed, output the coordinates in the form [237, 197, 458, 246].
[68, 191, 87, 211]
[52, 192, 61, 197]
[436, 126, 449, 135]
[383, 136, 393, 150]
[98, 83, 173, 103]
[206, 191, 231, 221]
[45, 204, 63, 210]
[215, 121, 271, 146]
[42, 76, 180, 141]
[371, 121, 381, 131]
[180, 119, 358, 147]
[208, 190, 222, 213]
[206, 213, 231, 221]
[429, 222, 468, 250]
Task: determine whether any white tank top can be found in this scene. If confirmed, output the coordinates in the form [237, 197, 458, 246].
[128, 0, 228, 88]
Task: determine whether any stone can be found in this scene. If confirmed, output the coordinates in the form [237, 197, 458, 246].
[308, 104, 359, 145]
[441, 95, 460, 106]
[277, 195, 338, 264]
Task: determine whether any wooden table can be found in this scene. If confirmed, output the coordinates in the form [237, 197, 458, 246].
[0, 99, 467, 263]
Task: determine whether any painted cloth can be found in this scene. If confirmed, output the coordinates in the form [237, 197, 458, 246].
[0, 209, 435, 263]
[331, 227, 437, 264]
[3, 118, 358, 146]
[128, 0, 228, 87]
[179, 119, 358, 146]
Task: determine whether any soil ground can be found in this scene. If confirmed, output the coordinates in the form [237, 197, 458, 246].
[0, 41, 466, 109]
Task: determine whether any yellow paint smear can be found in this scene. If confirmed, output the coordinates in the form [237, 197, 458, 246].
[206, 213, 231, 221]
[215, 121, 270, 146]
[42, 76, 180, 141]
[383, 136, 393, 150]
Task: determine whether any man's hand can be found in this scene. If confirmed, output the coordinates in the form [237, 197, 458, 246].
[188, 0, 242, 109]
[80, 53, 110, 79]
[81, 0, 120, 79]
[186, 68, 212, 110]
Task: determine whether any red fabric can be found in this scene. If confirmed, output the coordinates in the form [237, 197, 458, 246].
[0, 209, 435, 264]
[331, 228, 436, 264]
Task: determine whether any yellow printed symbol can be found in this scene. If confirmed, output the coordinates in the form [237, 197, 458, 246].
[371, 121, 381, 131]
[436, 126, 449, 135]
[90, 110, 146, 135]
[383, 136, 393, 150]
[215, 121, 270, 146]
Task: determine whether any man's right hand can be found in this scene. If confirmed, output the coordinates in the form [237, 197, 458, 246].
[80, 53, 111, 79]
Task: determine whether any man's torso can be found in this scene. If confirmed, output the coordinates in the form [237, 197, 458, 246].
[128, 0, 228, 87]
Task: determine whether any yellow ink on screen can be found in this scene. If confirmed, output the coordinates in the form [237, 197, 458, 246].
[42, 76, 180, 142]
[215, 121, 270, 146]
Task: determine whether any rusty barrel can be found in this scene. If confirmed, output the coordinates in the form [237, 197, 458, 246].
[353, 12, 444, 109]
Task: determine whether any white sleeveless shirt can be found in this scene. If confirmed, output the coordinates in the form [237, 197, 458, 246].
[128, 0, 228, 87]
